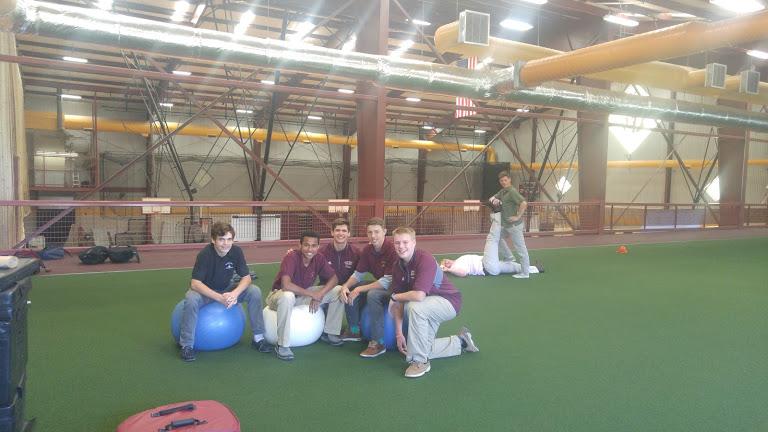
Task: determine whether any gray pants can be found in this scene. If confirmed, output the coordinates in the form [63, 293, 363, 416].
[266, 285, 344, 347]
[405, 296, 462, 364]
[503, 222, 530, 276]
[364, 288, 389, 343]
[179, 284, 265, 348]
[482, 213, 518, 275]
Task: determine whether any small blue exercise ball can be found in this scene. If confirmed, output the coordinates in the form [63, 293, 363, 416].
[360, 304, 408, 350]
[171, 300, 246, 351]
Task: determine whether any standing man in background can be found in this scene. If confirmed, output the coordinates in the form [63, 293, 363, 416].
[489, 171, 531, 279]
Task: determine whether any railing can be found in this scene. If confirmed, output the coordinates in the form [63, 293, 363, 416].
[604, 202, 768, 231]
[384, 201, 602, 236]
[0, 200, 764, 249]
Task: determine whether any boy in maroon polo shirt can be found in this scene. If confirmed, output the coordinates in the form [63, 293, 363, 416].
[339, 217, 398, 357]
[318, 218, 359, 292]
[318, 218, 360, 341]
[267, 231, 344, 361]
[389, 227, 479, 378]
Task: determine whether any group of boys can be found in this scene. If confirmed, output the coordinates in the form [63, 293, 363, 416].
[177, 170, 535, 378]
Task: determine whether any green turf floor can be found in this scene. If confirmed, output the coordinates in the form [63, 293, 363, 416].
[24, 237, 768, 431]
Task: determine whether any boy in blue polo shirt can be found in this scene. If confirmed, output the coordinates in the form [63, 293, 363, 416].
[178, 222, 271, 362]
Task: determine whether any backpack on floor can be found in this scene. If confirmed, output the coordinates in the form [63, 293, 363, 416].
[78, 246, 109, 265]
[39, 246, 67, 260]
[107, 246, 140, 263]
[116, 400, 240, 432]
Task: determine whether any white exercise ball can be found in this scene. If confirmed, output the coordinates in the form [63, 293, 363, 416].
[262, 304, 325, 347]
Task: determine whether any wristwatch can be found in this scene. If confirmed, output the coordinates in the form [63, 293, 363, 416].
[390, 293, 398, 302]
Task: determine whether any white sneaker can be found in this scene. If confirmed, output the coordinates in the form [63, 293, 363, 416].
[458, 327, 479, 352]
[513, 273, 529, 279]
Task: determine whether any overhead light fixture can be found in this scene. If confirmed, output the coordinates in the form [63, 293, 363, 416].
[710, 0, 764, 13]
[390, 39, 414, 58]
[234, 10, 255, 35]
[520, 0, 547, 4]
[170, 1, 190, 22]
[421, 124, 433, 130]
[172, 70, 192, 76]
[62, 56, 88, 63]
[411, 19, 431, 26]
[260, 79, 275, 85]
[307, 115, 323, 120]
[667, 12, 697, 18]
[95, 0, 112, 10]
[516, 107, 530, 112]
[603, 14, 640, 27]
[747, 49, 768, 59]
[500, 19, 533, 31]
[406, 97, 421, 102]
[61, 94, 82, 100]
[190, 3, 206, 25]
[287, 21, 315, 43]
[341, 35, 357, 52]
[35, 151, 79, 158]
[159, 102, 174, 108]
[337, 88, 355, 94]
[236, 109, 253, 114]
[474, 129, 487, 134]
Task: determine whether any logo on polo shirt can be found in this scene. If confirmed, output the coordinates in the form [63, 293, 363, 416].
[224, 261, 234, 270]
[344, 260, 353, 268]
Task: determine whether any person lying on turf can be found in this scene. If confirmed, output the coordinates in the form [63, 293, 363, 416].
[440, 255, 541, 278]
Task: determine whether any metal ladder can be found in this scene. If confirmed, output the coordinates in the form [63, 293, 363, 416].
[72, 171, 81, 187]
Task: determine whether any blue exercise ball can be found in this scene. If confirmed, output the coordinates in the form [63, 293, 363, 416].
[360, 304, 408, 350]
[171, 300, 246, 351]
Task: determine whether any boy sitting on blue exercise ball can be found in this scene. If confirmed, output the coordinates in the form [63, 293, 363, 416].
[178, 222, 272, 362]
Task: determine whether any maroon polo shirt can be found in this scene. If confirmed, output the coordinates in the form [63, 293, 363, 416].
[318, 242, 359, 285]
[392, 248, 462, 314]
[355, 238, 398, 280]
[271, 250, 336, 291]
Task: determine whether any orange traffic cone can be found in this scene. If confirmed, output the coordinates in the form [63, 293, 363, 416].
[616, 245, 628, 254]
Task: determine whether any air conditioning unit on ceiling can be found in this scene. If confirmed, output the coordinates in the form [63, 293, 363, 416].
[704, 63, 727, 89]
[739, 70, 760, 95]
[458, 10, 490, 46]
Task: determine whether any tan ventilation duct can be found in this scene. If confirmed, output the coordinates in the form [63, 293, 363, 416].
[24, 111, 497, 162]
[508, 160, 768, 171]
[434, 21, 768, 104]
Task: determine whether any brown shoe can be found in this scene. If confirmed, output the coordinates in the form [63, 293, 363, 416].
[404, 361, 431, 378]
[359, 341, 386, 358]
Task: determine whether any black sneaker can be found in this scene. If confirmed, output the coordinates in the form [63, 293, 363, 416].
[320, 333, 344, 346]
[180, 346, 196, 362]
[252, 339, 274, 353]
